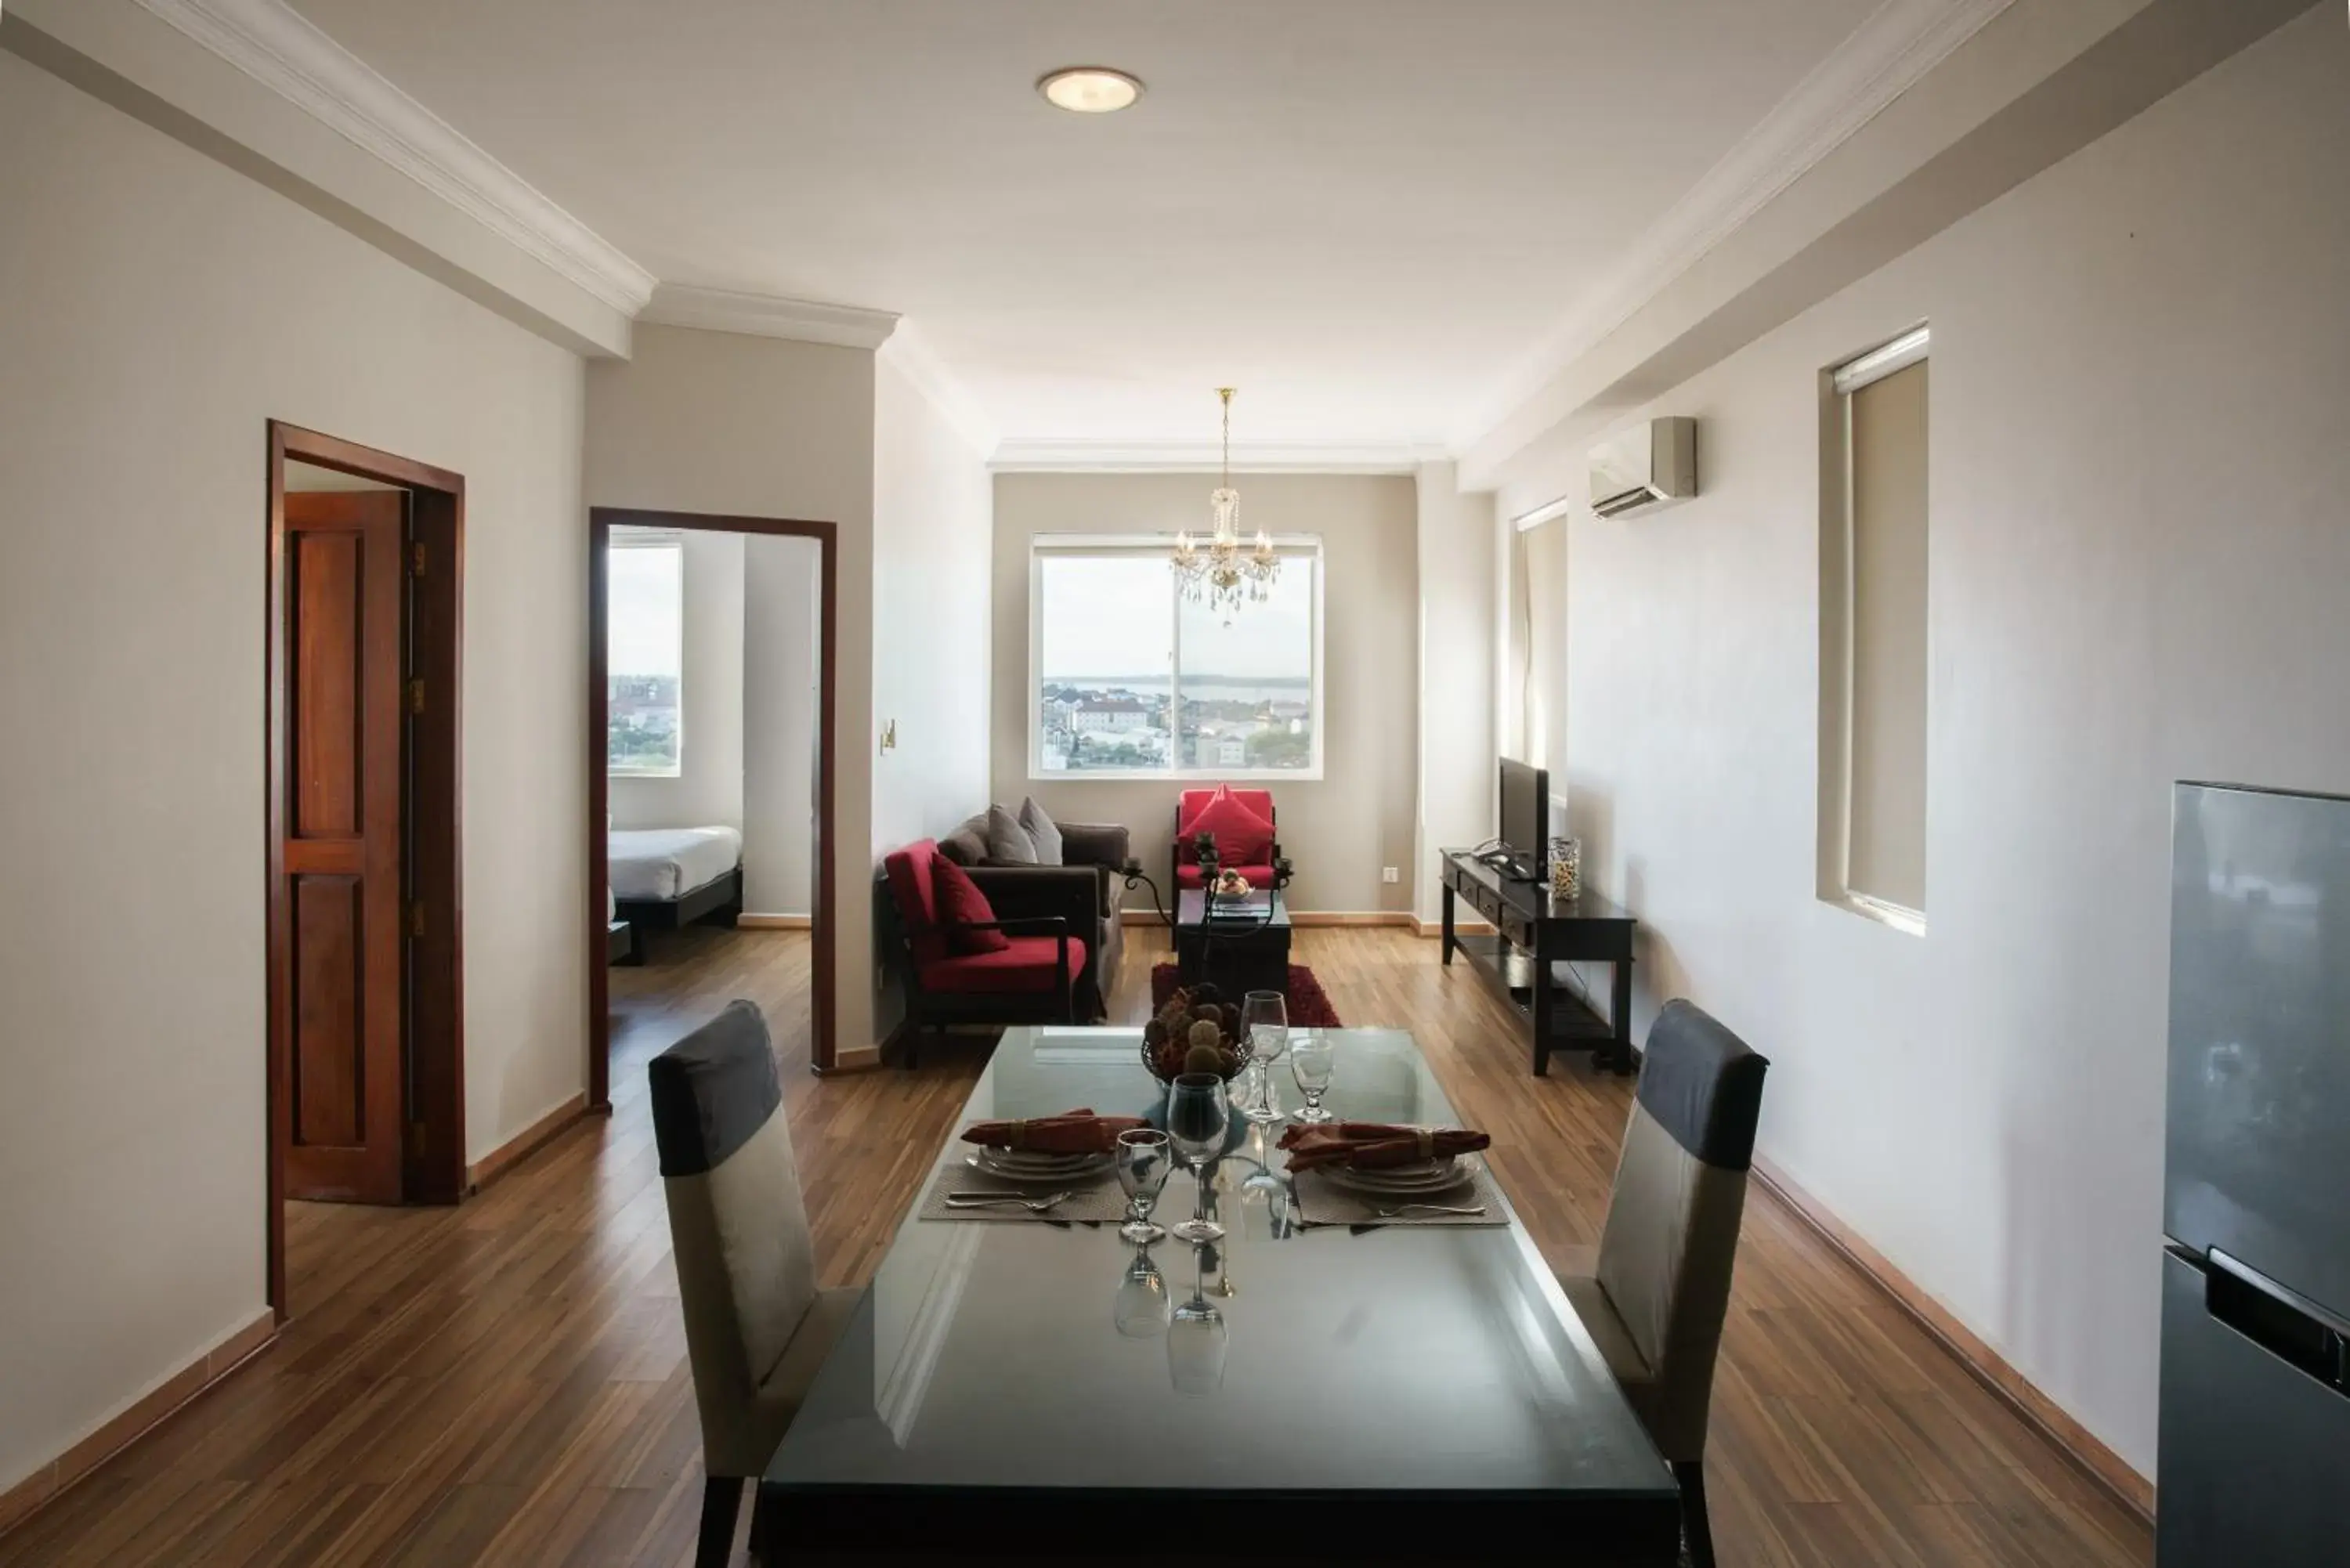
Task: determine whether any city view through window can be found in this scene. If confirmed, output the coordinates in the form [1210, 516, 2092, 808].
[1036, 546, 1318, 775]
[607, 534, 684, 776]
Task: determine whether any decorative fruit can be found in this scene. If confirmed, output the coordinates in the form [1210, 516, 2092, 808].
[1183, 1043, 1224, 1075]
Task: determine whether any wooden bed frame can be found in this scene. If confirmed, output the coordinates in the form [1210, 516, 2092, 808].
[613, 865, 744, 951]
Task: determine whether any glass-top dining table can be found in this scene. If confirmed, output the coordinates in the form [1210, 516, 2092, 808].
[750, 1026, 1681, 1565]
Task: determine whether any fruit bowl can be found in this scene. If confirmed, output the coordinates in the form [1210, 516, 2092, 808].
[1141, 983, 1249, 1085]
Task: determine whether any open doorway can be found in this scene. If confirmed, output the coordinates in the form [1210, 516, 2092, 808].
[588, 508, 838, 1111]
[265, 423, 465, 1324]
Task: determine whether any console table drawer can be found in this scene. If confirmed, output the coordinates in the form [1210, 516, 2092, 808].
[1499, 908, 1533, 948]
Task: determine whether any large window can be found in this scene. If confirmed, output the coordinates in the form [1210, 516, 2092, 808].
[607, 530, 684, 776]
[1031, 537, 1322, 779]
[1820, 327, 1929, 930]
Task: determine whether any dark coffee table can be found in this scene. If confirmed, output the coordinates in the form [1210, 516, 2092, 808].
[1173, 887, 1292, 997]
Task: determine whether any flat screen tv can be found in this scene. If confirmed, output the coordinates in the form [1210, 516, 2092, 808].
[1498, 757, 1548, 882]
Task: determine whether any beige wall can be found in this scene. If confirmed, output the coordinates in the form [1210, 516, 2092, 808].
[585, 324, 879, 1053]
[609, 528, 746, 833]
[743, 535, 821, 916]
[1495, 7, 2350, 1476]
[872, 352, 993, 857]
[991, 472, 1419, 914]
[0, 49, 588, 1497]
[1412, 461, 1496, 925]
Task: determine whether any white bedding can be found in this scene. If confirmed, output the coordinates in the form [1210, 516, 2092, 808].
[609, 826, 743, 902]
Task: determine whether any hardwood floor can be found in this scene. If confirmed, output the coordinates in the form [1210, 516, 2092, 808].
[0, 925, 2152, 1567]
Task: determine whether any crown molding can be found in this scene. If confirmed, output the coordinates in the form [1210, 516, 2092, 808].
[130, 0, 656, 315]
[1451, 0, 2013, 450]
[640, 284, 901, 351]
[989, 439, 1443, 475]
[877, 322, 999, 457]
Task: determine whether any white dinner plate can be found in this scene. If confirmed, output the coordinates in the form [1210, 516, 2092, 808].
[965, 1150, 1112, 1185]
[979, 1146, 1102, 1172]
[1322, 1156, 1477, 1197]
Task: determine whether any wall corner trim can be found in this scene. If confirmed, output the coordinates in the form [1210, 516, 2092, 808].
[991, 439, 1441, 475]
[877, 321, 1000, 458]
[0, 1310, 277, 1540]
[642, 283, 901, 351]
[464, 1092, 590, 1194]
[1749, 1154, 2156, 1524]
[130, 0, 656, 314]
[1450, 0, 2014, 451]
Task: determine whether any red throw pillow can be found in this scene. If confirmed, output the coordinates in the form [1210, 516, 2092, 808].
[1190, 785, 1274, 865]
[931, 854, 1010, 954]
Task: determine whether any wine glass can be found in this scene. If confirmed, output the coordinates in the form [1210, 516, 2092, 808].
[1114, 1247, 1171, 1339]
[1239, 990, 1288, 1124]
[1164, 1072, 1230, 1244]
[1115, 1128, 1173, 1246]
[1289, 1031, 1336, 1124]
[1166, 1245, 1228, 1396]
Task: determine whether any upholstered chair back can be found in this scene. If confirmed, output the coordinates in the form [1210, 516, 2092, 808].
[649, 1000, 819, 1476]
[881, 839, 947, 965]
[1594, 999, 1769, 1461]
[1174, 788, 1276, 869]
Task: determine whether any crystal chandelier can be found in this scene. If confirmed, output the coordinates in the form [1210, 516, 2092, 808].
[1171, 387, 1279, 624]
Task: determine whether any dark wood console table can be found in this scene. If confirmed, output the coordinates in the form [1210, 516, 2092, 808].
[1439, 849, 1637, 1076]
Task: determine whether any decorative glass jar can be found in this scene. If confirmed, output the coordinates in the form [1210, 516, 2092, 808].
[1549, 836, 1582, 900]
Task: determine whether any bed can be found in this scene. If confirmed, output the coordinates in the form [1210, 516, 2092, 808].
[609, 826, 745, 945]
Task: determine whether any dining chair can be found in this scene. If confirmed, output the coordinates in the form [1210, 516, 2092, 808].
[1556, 999, 1770, 1568]
[649, 1000, 861, 1568]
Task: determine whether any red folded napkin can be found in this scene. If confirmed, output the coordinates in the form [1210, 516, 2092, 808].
[1277, 1121, 1491, 1173]
[960, 1107, 1146, 1154]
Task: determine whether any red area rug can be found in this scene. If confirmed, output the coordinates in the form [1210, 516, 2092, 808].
[1149, 963, 1343, 1028]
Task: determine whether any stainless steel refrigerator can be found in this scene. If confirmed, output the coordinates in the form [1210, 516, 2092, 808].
[2159, 782, 2350, 1565]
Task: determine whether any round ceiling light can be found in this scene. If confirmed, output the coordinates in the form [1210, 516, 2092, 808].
[1037, 67, 1144, 114]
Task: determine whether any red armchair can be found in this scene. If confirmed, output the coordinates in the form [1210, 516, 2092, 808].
[1173, 786, 1279, 895]
[881, 840, 1090, 1066]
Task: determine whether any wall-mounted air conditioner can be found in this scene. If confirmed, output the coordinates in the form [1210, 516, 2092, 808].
[1589, 417, 1696, 518]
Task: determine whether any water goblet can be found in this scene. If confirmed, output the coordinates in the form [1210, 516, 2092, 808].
[1113, 1247, 1171, 1339]
[1165, 1072, 1231, 1244]
[1166, 1245, 1228, 1396]
[1114, 1128, 1173, 1246]
[1289, 1031, 1337, 1124]
[1239, 990, 1289, 1124]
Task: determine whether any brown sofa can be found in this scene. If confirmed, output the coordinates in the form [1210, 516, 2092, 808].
[936, 811, 1128, 1019]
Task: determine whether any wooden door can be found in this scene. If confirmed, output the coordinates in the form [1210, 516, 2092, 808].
[277, 490, 407, 1202]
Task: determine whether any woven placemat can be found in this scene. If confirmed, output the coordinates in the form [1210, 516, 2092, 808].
[916, 1152, 1130, 1224]
[1289, 1157, 1508, 1227]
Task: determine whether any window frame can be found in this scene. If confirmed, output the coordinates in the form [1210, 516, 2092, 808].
[1027, 533, 1326, 782]
[606, 529, 686, 779]
[1820, 325, 1930, 935]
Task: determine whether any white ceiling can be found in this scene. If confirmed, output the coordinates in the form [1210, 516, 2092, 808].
[290, 0, 1878, 449]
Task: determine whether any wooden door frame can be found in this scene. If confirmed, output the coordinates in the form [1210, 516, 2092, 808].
[266, 421, 467, 1322]
[588, 508, 840, 1104]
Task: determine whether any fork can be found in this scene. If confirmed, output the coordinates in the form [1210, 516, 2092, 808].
[1372, 1202, 1488, 1219]
[944, 1190, 1071, 1212]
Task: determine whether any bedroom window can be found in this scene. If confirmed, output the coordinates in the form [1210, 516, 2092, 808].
[608, 530, 684, 777]
[1029, 536, 1323, 780]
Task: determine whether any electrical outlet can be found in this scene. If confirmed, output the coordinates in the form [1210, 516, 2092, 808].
[1381, 866, 1400, 883]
